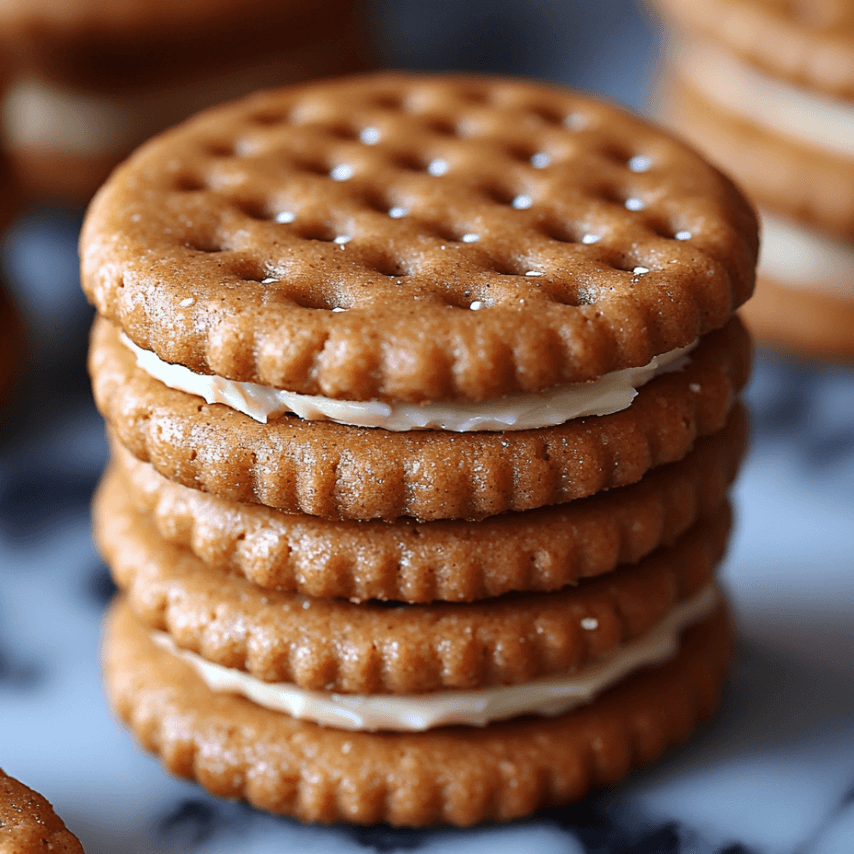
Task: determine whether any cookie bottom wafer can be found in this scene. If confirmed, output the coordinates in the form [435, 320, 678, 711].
[90, 314, 750, 521]
[94, 464, 730, 692]
[741, 276, 854, 361]
[109, 403, 747, 601]
[0, 768, 84, 853]
[103, 597, 733, 827]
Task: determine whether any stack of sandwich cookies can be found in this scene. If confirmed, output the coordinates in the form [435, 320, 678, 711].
[652, 0, 854, 359]
[0, 768, 84, 853]
[83, 74, 757, 825]
[0, 0, 369, 205]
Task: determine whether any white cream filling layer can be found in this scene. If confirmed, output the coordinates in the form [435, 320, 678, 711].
[678, 40, 854, 158]
[2, 36, 348, 156]
[124, 334, 694, 432]
[760, 211, 854, 296]
[152, 583, 719, 732]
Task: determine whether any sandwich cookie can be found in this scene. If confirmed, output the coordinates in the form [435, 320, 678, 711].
[107, 403, 747, 602]
[104, 597, 734, 826]
[0, 768, 84, 853]
[83, 73, 757, 824]
[652, 0, 854, 358]
[0, 0, 370, 204]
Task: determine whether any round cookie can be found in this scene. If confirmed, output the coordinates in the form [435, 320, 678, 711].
[662, 63, 854, 240]
[0, 1, 370, 203]
[739, 274, 854, 361]
[103, 596, 734, 826]
[108, 402, 747, 602]
[0, 768, 84, 853]
[651, 0, 854, 99]
[93, 468, 731, 693]
[652, 0, 854, 358]
[81, 74, 757, 403]
[89, 313, 751, 521]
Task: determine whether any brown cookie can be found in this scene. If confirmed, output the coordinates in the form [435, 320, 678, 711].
[89, 313, 750, 521]
[662, 66, 854, 240]
[0, 2, 370, 203]
[0, 0, 364, 90]
[109, 402, 747, 602]
[103, 596, 734, 826]
[740, 274, 854, 360]
[651, 0, 854, 99]
[0, 769, 84, 853]
[0, 283, 24, 410]
[93, 464, 731, 693]
[80, 73, 757, 404]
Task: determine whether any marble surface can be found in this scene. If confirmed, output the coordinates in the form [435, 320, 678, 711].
[2, 3, 853, 852]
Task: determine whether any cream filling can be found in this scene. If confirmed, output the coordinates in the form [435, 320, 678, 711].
[152, 583, 720, 732]
[678, 40, 854, 158]
[2, 34, 351, 156]
[760, 211, 854, 296]
[124, 334, 695, 432]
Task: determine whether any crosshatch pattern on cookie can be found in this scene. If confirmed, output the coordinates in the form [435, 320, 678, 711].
[110, 403, 747, 601]
[104, 598, 733, 826]
[81, 73, 757, 402]
[89, 315, 751, 521]
[94, 467, 730, 694]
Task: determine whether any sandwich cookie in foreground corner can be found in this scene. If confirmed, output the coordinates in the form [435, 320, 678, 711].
[82, 72, 757, 826]
[0, 768, 84, 853]
[652, 0, 854, 360]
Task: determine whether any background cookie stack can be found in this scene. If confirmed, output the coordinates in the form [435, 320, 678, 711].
[83, 74, 756, 826]
[651, 0, 854, 360]
[0, 0, 370, 206]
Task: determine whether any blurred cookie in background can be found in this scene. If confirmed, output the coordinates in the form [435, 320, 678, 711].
[650, 0, 854, 361]
[0, 0, 372, 206]
[0, 151, 24, 411]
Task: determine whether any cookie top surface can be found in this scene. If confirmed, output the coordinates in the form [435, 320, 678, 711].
[81, 73, 757, 403]
[0, 769, 84, 853]
[654, 0, 854, 98]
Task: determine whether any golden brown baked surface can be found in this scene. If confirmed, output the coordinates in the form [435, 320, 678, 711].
[94, 468, 731, 692]
[108, 403, 746, 601]
[89, 314, 751, 521]
[103, 597, 734, 826]
[0, 769, 84, 854]
[81, 73, 757, 403]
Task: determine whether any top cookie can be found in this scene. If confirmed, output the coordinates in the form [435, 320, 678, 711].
[652, 0, 854, 98]
[81, 73, 757, 404]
